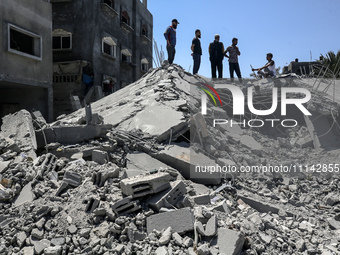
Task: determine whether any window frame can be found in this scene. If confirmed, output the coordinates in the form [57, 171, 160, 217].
[102, 37, 117, 58]
[8, 24, 42, 61]
[121, 48, 132, 63]
[52, 30, 72, 51]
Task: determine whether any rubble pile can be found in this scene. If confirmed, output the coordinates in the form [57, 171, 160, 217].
[1, 64, 340, 255]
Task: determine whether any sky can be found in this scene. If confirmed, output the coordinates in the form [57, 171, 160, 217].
[147, 0, 340, 78]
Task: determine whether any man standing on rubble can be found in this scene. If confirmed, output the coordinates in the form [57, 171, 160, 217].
[191, 29, 202, 74]
[225, 38, 242, 84]
[252, 53, 276, 78]
[164, 19, 179, 65]
[209, 34, 225, 78]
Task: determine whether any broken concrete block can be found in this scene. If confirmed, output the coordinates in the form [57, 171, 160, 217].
[92, 168, 120, 187]
[172, 232, 183, 246]
[63, 171, 82, 187]
[120, 172, 172, 198]
[159, 226, 172, 245]
[92, 150, 109, 164]
[212, 228, 245, 255]
[148, 180, 186, 212]
[211, 200, 232, 214]
[0, 161, 10, 174]
[85, 198, 100, 213]
[1, 109, 37, 159]
[35, 124, 112, 148]
[44, 246, 62, 255]
[111, 196, 141, 215]
[13, 182, 34, 207]
[191, 194, 210, 205]
[146, 208, 194, 234]
[0, 184, 13, 201]
[196, 215, 217, 237]
[296, 135, 313, 148]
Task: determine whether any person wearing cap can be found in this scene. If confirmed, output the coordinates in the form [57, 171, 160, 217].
[164, 19, 179, 64]
[252, 53, 276, 78]
[209, 34, 225, 78]
[225, 38, 242, 84]
[191, 29, 202, 74]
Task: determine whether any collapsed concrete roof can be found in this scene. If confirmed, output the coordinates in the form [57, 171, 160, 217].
[54, 64, 205, 143]
[1, 64, 340, 255]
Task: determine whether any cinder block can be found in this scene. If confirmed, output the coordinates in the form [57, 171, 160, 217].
[120, 172, 172, 198]
[63, 171, 82, 187]
[85, 198, 100, 213]
[111, 196, 141, 215]
[92, 168, 120, 187]
[148, 180, 187, 212]
[146, 208, 194, 234]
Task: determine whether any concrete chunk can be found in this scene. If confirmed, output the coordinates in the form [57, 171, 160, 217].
[120, 172, 172, 198]
[146, 208, 194, 234]
[148, 180, 187, 212]
[213, 228, 244, 255]
[92, 149, 109, 164]
[192, 194, 210, 205]
[1, 109, 37, 159]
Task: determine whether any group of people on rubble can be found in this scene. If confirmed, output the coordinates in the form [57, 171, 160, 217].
[164, 19, 276, 82]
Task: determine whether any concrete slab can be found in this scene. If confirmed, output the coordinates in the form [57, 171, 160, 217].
[1, 109, 37, 159]
[13, 182, 34, 207]
[35, 124, 112, 148]
[146, 208, 194, 234]
[152, 145, 222, 185]
[126, 152, 171, 172]
[212, 228, 244, 255]
[0, 161, 10, 174]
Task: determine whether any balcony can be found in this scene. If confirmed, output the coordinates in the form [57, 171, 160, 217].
[101, 3, 118, 18]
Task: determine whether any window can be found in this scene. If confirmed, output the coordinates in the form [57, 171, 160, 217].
[8, 24, 41, 60]
[102, 37, 117, 58]
[121, 11, 130, 26]
[141, 24, 148, 37]
[141, 58, 149, 72]
[53, 29, 72, 50]
[121, 49, 132, 63]
[103, 0, 114, 7]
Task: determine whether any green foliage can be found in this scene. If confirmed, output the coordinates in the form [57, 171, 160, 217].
[318, 50, 340, 78]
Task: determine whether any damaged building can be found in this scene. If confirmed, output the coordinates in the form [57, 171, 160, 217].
[52, 0, 153, 118]
[1, 62, 340, 254]
[0, 0, 53, 123]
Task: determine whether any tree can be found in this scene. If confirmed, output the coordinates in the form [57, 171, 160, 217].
[317, 50, 340, 78]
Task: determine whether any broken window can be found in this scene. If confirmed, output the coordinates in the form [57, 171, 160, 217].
[102, 37, 117, 58]
[121, 48, 132, 63]
[121, 11, 130, 26]
[103, 0, 114, 8]
[53, 29, 72, 50]
[141, 24, 148, 37]
[141, 58, 149, 72]
[8, 24, 41, 59]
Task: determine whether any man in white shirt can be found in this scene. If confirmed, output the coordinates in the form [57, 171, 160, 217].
[252, 53, 276, 78]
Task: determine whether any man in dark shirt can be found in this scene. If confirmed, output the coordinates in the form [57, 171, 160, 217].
[225, 38, 242, 83]
[191, 29, 202, 74]
[164, 19, 179, 64]
[209, 34, 225, 78]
